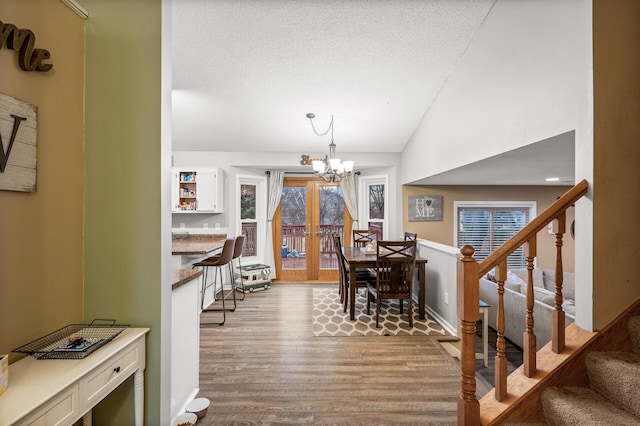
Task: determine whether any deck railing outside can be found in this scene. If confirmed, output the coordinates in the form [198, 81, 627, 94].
[281, 224, 343, 269]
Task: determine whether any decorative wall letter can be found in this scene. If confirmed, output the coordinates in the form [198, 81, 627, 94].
[0, 93, 38, 192]
[0, 21, 53, 72]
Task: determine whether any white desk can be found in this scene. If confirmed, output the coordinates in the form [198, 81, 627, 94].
[0, 328, 149, 425]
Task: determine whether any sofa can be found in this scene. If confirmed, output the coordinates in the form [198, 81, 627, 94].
[479, 267, 575, 350]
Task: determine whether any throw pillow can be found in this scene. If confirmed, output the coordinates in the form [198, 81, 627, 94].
[484, 267, 497, 283]
[511, 267, 545, 289]
[505, 271, 526, 293]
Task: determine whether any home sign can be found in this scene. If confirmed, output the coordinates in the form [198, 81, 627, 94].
[0, 92, 38, 192]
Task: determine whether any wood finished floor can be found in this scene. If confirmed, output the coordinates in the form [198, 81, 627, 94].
[196, 284, 462, 425]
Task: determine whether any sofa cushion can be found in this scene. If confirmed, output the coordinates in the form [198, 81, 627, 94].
[542, 269, 575, 300]
[511, 267, 545, 289]
[518, 284, 556, 306]
[562, 299, 576, 316]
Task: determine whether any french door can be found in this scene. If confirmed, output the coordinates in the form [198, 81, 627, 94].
[273, 177, 352, 282]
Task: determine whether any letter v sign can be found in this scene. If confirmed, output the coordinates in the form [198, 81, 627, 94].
[0, 114, 26, 173]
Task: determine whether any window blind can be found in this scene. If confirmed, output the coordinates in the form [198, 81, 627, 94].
[457, 206, 531, 269]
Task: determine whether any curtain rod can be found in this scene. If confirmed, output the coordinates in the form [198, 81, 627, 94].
[264, 171, 360, 175]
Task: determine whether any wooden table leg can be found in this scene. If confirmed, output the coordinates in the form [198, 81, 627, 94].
[418, 262, 426, 319]
[349, 266, 356, 320]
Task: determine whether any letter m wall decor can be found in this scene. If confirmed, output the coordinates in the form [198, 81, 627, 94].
[0, 93, 37, 192]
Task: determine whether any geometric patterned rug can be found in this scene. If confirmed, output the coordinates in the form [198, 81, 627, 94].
[312, 287, 449, 337]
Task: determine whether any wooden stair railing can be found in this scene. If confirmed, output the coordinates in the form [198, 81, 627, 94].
[457, 179, 589, 426]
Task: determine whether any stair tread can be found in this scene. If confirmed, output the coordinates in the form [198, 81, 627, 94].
[541, 386, 640, 425]
[586, 350, 640, 418]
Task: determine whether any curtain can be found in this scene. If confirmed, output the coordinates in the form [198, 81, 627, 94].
[265, 171, 284, 279]
[339, 173, 358, 233]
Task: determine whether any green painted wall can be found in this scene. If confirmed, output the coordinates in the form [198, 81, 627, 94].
[83, 0, 163, 424]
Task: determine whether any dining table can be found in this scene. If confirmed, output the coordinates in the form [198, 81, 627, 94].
[341, 246, 429, 321]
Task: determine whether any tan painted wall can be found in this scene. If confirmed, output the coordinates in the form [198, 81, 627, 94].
[0, 1, 84, 358]
[592, 0, 640, 329]
[402, 185, 575, 272]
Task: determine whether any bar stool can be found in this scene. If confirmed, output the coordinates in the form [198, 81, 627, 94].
[232, 234, 247, 299]
[193, 238, 236, 326]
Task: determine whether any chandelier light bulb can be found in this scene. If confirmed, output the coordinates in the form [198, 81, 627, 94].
[312, 160, 325, 173]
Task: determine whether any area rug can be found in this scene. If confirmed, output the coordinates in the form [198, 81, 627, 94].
[312, 287, 449, 337]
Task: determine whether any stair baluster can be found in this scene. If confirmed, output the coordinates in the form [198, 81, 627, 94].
[523, 237, 537, 377]
[553, 212, 566, 353]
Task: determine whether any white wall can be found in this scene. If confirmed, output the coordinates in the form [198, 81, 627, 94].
[401, 0, 592, 186]
[417, 240, 460, 336]
[401, 0, 593, 329]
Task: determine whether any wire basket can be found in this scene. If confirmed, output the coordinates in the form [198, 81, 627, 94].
[12, 319, 129, 360]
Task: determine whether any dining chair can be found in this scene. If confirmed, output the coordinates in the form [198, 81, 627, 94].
[333, 234, 375, 313]
[352, 229, 376, 247]
[404, 232, 417, 241]
[193, 238, 237, 326]
[332, 234, 346, 303]
[366, 239, 417, 328]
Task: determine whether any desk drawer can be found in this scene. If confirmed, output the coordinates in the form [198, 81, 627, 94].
[82, 341, 140, 408]
[21, 385, 78, 426]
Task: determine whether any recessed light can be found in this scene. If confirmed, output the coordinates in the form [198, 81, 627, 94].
[546, 177, 560, 182]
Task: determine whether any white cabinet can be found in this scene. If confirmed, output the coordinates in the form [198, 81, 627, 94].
[172, 168, 224, 213]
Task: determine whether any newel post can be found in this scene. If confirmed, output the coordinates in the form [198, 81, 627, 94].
[457, 245, 480, 426]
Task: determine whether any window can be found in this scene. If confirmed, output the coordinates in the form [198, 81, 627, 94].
[237, 175, 267, 258]
[359, 176, 387, 240]
[454, 201, 536, 269]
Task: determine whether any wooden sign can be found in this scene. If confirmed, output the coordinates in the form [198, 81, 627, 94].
[408, 195, 443, 221]
[0, 93, 38, 192]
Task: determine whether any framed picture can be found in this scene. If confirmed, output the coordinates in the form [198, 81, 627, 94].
[408, 195, 443, 221]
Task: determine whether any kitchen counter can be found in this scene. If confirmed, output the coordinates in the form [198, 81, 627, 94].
[171, 233, 226, 255]
[172, 269, 203, 290]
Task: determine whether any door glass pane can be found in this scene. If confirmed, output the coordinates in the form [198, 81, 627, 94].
[281, 186, 306, 270]
[319, 186, 344, 270]
[369, 184, 385, 219]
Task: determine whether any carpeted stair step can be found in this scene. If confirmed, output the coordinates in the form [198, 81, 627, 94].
[541, 386, 640, 425]
[586, 350, 640, 418]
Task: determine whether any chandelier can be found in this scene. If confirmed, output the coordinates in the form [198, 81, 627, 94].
[306, 113, 354, 183]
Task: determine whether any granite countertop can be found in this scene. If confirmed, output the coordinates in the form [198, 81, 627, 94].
[171, 233, 226, 255]
[172, 269, 203, 290]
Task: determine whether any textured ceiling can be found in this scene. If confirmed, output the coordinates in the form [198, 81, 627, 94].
[171, 0, 496, 153]
[171, 0, 575, 186]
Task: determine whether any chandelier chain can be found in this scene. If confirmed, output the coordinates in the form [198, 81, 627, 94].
[308, 115, 334, 138]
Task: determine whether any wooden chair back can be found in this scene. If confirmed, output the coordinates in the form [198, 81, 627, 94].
[353, 229, 376, 247]
[375, 240, 417, 299]
[404, 232, 417, 241]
